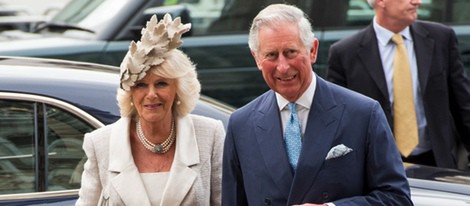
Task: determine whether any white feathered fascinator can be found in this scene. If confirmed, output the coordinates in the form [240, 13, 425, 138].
[119, 14, 191, 91]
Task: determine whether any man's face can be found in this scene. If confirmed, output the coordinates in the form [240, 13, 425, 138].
[381, 0, 421, 26]
[252, 23, 318, 102]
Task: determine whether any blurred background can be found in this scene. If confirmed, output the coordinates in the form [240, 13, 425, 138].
[0, 0, 70, 17]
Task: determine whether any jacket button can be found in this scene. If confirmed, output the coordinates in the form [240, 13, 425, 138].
[264, 198, 272, 205]
[322, 192, 329, 199]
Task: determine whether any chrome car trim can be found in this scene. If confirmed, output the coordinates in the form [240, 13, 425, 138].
[0, 152, 60, 160]
[0, 92, 105, 128]
[409, 178, 470, 195]
[199, 95, 235, 114]
[0, 189, 78, 200]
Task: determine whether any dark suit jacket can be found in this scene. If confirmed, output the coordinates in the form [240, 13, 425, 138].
[327, 21, 470, 169]
[222, 76, 412, 205]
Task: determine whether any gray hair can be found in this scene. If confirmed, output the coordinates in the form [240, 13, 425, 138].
[367, 0, 375, 8]
[248, 4, 315, 55]
[117, 49, 201, 118]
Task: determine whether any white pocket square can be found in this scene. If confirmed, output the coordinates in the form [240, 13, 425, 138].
[325, 144, 353, 160]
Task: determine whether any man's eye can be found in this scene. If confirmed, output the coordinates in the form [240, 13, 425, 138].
[265, 53, 277, 60]
[285, 50, 298, 58]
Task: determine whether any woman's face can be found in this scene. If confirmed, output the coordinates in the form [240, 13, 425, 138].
[131, 72, 177, 123]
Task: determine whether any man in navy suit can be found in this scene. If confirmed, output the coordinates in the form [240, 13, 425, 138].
[222, 4, 412, 206]
[327, 0, 470, 169]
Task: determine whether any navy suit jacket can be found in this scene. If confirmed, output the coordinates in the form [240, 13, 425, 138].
[222, 76, 412, 205]
[327, 21, 470, 169]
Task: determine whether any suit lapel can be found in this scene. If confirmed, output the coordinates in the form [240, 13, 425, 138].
[357, 25, 389, 100]
[161, 116, 198, 205]
[288, 77, 344, 203]
[411, 22, 434, 93]
[254, 91, 294, 199]
[108, 118, 151, 206]
[108, 117, 198, 205]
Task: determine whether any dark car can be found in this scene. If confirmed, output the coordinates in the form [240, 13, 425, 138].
[1, 56, 470, 205]
[0, 56, 233, 205]
[0, 2, 56, 32]
[0, 0, 468, 108]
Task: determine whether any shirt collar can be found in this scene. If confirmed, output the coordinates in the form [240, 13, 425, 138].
[372, 16, 412, 46]
[276, 72, 316, 111]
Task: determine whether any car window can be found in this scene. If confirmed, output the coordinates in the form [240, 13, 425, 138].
[169, 0, 224, 35]
[52, 0, 106, 24]
[46, 106, 90, 191]
[175, 0, 470, 36]
[0, 100, 36, 194]
[0, 99, 93, 194]
[420, 0, 470, 24]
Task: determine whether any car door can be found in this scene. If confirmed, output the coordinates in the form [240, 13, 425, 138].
[0, 94, 101, 204]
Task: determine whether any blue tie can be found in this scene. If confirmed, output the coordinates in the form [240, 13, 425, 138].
[285, 102, 302, 170]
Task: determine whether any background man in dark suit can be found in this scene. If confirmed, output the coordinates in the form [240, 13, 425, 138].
[327, 0, 470, 169]
[222, 3, 412, 205]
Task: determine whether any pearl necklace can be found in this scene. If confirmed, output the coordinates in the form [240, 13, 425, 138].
[136, 119, 175, 154]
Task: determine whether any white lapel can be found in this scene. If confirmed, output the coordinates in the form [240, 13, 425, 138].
[108, 117, 151, 206]
[161, 115, 200, 205]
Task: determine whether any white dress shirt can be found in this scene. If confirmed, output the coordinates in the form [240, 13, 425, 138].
[372, 17, 431, 155]
[276, 72, 316, 138]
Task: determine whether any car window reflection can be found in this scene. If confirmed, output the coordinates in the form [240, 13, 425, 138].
[0, 99, 93, 194]
[0, 100, 36, 194]
[46, 106, 91, 191]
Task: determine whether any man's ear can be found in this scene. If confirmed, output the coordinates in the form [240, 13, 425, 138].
[251, 50, 263, 71]
[376, 0, 385, 8]
[310, 38, 319, 64]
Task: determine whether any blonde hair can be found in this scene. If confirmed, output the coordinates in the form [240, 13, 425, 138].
[117, 49, 201, 118]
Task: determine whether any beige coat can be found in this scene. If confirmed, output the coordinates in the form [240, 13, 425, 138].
[76, 114, 225, 206]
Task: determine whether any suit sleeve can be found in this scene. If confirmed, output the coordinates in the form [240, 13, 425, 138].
[447, 28, 470, 156]
[210, 120, 225, 206]
[75, 133, 102, 206]
[222, 116, 249, 205]
[326, 43, 348, 87]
